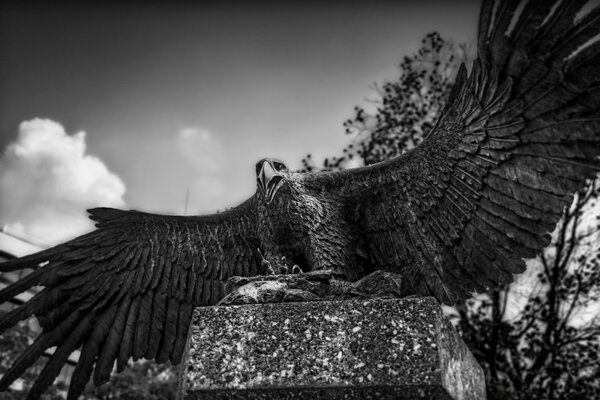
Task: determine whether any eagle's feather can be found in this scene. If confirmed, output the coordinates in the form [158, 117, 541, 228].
[0, 201, 260, 399]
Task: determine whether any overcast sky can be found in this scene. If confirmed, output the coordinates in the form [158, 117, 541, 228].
[0, 0, 479, 244]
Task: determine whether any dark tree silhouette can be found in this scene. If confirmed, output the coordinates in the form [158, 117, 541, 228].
[300, 32, 469, 172]
[304, 32, 600, 399]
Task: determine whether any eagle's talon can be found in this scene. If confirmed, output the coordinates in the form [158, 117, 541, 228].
[279, 256, 289, 274]
[292, 265, 302, 274]
[275, 256, 301, 275]
[263, 260, 276, 275]
[258, 248, 276, 275]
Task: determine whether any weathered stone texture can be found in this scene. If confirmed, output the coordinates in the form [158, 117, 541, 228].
[182, 297, 485, 399]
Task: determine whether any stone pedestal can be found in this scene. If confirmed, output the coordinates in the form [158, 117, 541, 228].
[180, 297, 486, 399]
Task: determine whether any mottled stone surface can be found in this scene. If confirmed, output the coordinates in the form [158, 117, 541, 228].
[181, 297, 485, 399]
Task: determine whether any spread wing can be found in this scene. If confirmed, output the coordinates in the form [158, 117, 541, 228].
[0, 198, 261, 399]
[311, 0, 600, 303]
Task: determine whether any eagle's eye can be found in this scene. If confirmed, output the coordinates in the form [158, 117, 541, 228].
[274, 162, 286, 171]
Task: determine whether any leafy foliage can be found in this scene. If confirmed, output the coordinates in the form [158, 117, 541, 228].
[301, 32, 469, 172]
[304, 32, 600, 399]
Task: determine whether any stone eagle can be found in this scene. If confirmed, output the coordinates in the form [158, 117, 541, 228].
[2, 1, 600, 399]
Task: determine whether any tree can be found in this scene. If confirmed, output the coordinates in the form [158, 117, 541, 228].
[300, 32, 469, 172]
[305, 32, 600, 399]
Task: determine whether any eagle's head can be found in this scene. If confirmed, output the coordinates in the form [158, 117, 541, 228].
[256, 158, 289, 203]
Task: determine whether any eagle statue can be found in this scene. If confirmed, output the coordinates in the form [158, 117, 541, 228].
[2, 1, 600, 398]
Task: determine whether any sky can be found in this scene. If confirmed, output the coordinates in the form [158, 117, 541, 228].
[0, 0, 480, 244]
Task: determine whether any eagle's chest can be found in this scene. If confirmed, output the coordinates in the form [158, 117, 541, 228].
[258, 187, 325, 249]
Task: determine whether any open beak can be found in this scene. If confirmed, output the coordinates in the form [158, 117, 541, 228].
[257, 160, 284, 202]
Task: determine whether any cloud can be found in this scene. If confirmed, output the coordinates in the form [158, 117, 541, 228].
[0, 119, 126, 245]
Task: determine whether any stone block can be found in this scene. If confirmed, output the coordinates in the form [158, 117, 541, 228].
[181, 297, 486, 399]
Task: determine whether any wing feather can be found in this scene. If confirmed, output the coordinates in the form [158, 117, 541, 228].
[0, 310, 83, 391]
[116, 295, 141, 373]
[0, 197, 260, 399]
[156, 297, 180, 364]
[28, 315, 94, 400]
[171, 302, 193, 364]
[133, 291, 154, 360]
[309, 0, 600, 303]
[147, 290, 167, 360]
[67, 305, 118, 400]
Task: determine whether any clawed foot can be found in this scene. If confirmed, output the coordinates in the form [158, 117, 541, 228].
[258, 249, 302, 275]
[219, 267, 348, 306]
[278, 256, 303, 274]
[219, 264, 411, 306]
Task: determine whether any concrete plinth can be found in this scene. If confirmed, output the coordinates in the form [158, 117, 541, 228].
[180, 297, 486, 399]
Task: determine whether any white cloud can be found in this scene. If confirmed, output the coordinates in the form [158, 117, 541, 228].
[0, 119, 126, 246]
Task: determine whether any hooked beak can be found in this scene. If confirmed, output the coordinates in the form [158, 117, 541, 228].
[257, 160, 284, 203]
